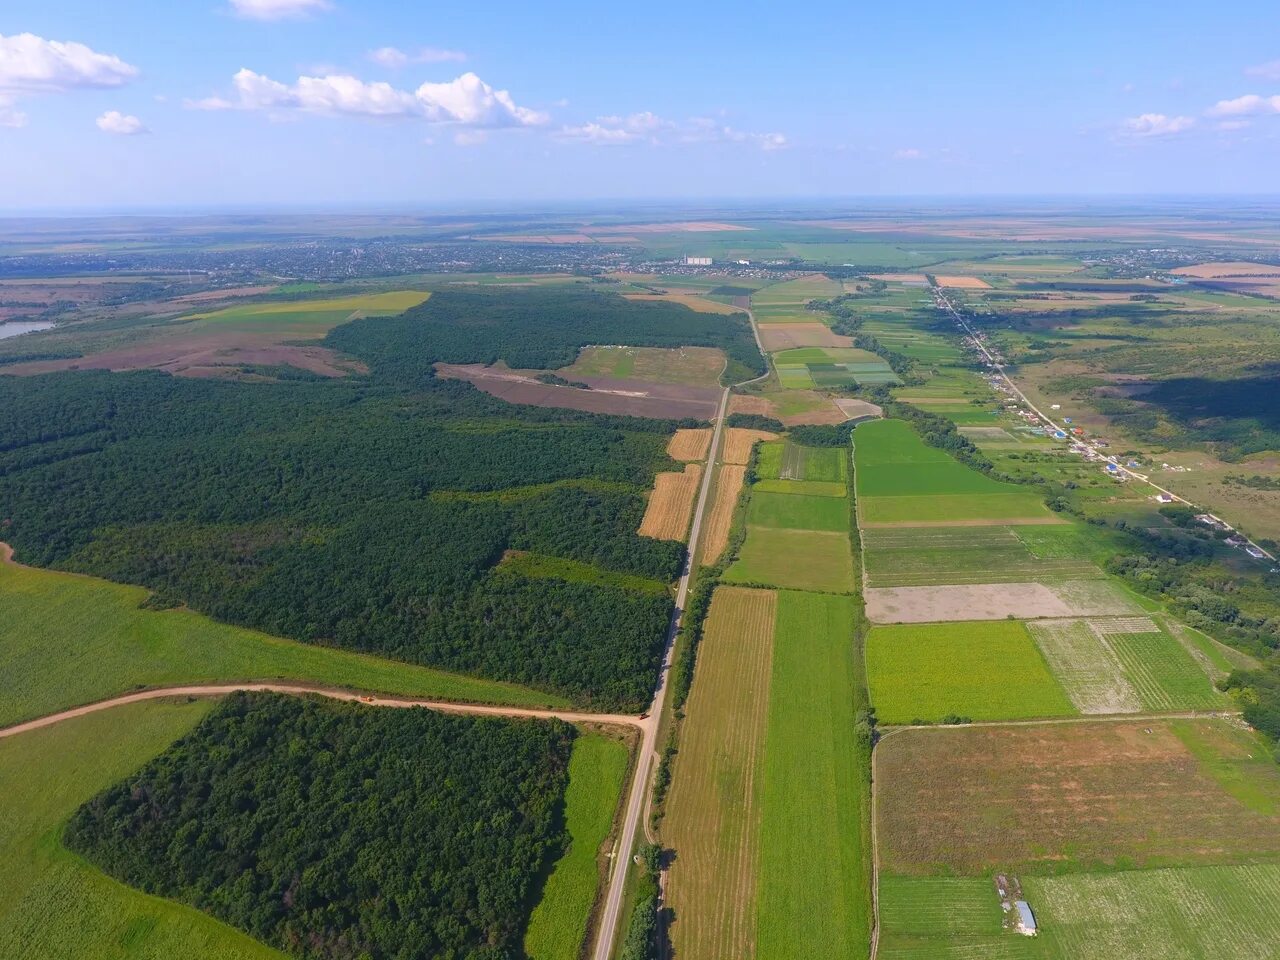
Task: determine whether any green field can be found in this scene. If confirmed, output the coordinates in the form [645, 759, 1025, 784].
[866, 620, 1075, 723]
[755, 441, 848, 484]
[0, 699, 287, 959]
[746, 491, 849, 532]
[878, 876, 1043, 960]
[184, 290, 431, 336]
[724, 527, 856, 593]
[860, 492, 1056, 524]
[525, 734, 630, 960]
[861, 526, 1101, 587]
[753, 478, 847, 498]
[0, 559, 563, 728]
[756, 591, 869, 959]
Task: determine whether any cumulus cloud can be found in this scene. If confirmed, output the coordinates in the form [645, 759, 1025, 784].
[369, 46, 467, 68]
[96, 110, 147, 135]
[229, 0, 332, 20]
[1207, 93, 1280, 117]
[1121, 113, 1195, 137]
[189, 69, 546, 127]
[0, 32, 137, 93]
[1245, 60, 1280, 82]
[558, 111, 785, 150]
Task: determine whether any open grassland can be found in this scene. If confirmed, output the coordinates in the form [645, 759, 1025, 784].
[861, 526, 1101, 588]
[723, 428, 779, 465]
[525, 734, 630, 960]
[756, 591, 869, 960]
[702, 464, 746, 566]
[561, 345, 726, 387]
[0, 699, 288, 960]
[876, 719, 1280, 876]
[638, 464, 702, 541]
[665, 587, 778, 960]
[746, 491, 849, 532]
[724, 528, 856, 594]
[1028, 864, 1280, 960]
[667, 427, 713, 462]
[0, 559, 562, 728]
[867, 621, 1074, 723]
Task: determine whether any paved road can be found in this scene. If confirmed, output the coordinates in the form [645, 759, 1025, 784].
[0, 682, 645, 741]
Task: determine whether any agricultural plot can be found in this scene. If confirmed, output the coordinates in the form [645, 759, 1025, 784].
[0, 559, 560, 729]
[751, 275, 844, 325]
[560, 345, 726, 387]
[701, 464, 746, 565]
[876, 719, 1280, 876]
[773, 347, 898, 389]
[861, 526, 1101, 588]
[723, 427, 779, 465]
[638, 463, 702, 541]
[877, 876, 1045, 960]
[756, 322, 852, 351]
[863, 579, 1140, 624]
[724, 528, 856, 594]
[665, 587, 778, 960]
[746, 491, 849, 532]
[753, 478, 847, 498]
[756, 591, 870, 960]
[525, 734, 629, 960]
[667, 427, 713, 462]
[0, 699, 286, 960]
[866, 621, 1074, 723]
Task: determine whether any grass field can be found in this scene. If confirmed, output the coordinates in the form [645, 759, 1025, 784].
[752, 478, 847, 497]
[876, 718, 1280, 876]
[861, 526, 1100, 587]
[724, 528, 856, 593]
[638, 463, 702, 540]
[665, 587, 778, 960]
[746, 491, 849, 532]
[878, 876, 1043, 960]
[562, 345, 726, 387]
[0, 559, 563, 727]
[525, 733, 630, 960]
[756, 591, 869, 960]
[184, 290, 431, 336]
[866, 621, 1074, 723]
[0, 699, 288, 959]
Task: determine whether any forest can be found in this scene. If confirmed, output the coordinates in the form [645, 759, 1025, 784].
[0, 286, 747, 708]
[66, 692, 574, 960]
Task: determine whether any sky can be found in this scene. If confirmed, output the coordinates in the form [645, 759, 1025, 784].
[1, 0, 1279, 211]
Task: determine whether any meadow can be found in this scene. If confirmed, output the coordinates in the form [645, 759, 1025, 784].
[866, 620, 1074, 723]
[0, 559, 561, 728]
[724, 528, 856, 593]
[746, 490, 849, 532]
[525, 734, 630, 960]
[0, 699, 286, 959]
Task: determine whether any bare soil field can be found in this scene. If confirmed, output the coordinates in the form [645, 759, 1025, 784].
[703, 465, 746, 564]
[835, 398, 882, 420]
[864, 580, 1140, 623]
[638, 464, 703, 540]
[723, 428, 779, 466]
[1171, 262, 1280, 279]
[435, 363, 720, 420]
[757, 323, 852, 351]
[668, 428, 713, 462]
[932, 276, 991, 289]
[877, 719, 1280, 875]
[866, 273, 927, 283]
[664, 587, 777, 960]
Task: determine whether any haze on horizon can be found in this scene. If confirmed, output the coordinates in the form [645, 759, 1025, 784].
[2, 0, 1279, 210]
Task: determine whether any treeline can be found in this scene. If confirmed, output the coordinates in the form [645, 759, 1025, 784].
[66, 692, 575, 960]
[725, 412, 784, 432]
[325, 287, 765, 386]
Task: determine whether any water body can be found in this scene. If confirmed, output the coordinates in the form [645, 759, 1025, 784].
[0, 321, 55, 340]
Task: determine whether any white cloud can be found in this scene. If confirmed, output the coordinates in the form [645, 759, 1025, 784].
[229, 0, 332, 20]
[1207, 93, 1280, 117]
[96, 110, 147, 135]
[558, 111, 785, 150]
[189, 68, 546, 127]
[454, 129, 487, 146]
[369, 46, 466, 68]
[0, 32, 137, 93]
[894, 147, 925, 160]
[1245, 60, 1280, 82]
[0, 96, 27, 128]
[1121, 113, 1195, 137]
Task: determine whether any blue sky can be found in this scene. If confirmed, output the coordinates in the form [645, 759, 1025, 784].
[2, 0, 1279, 210]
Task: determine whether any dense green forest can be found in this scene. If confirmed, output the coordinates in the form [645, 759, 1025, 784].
[0, 287, 753, 708]
[66, 692, 574, 960]
[325, 287, 765, 384]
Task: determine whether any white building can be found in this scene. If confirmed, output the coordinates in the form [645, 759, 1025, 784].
[683, 256, 712, 266]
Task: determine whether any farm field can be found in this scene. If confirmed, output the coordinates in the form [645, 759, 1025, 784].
[864, 578, 1141, 623]
[756, 591, 869, 960]
[866, 621, 1074, 723]
[861, 526, 1101, 587]
[525, 733, 630, 960]
[559, 345, 726, 387]
[664, 587, 778, 960]
[877, 876, 1048, 960]
[723, 427, 779, 465]
[638, 463, 702, 540]
[746, 490, 849, 532]
[0, 558, 562, 728]
[701, 464, 746, 565]
[876, 718, 1280, 876]
[758, 440, 849, 483]
[0, 698, 287, 960]
[667, 427, 713, 462]
[724, 528, 855, 593]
